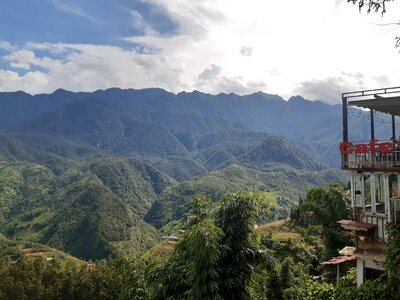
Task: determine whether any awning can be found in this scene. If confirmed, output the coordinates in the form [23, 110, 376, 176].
[337, 219, 377, 232]
[348, 96, 400, 116]
[321, 255, 356, 265]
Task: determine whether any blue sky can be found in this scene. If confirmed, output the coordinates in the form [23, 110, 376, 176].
[0, 0, 400, 103]
[0, 0, 175, 46]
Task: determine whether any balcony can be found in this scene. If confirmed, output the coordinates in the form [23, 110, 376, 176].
[339, 198, 400, 244]
[341, 140, 400, 171]
[342, 87, 400, 171]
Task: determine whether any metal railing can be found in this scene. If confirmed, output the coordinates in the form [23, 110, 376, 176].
[351, 199, 400, 243]
[342, 140, 400, 169]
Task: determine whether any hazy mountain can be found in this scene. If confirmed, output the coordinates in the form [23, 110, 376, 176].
[145, 164, 346, 228]
[0, 88, 350, 260]
[227, 135, 326, 171]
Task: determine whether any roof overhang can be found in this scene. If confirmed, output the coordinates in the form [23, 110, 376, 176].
[321, 255, 356, 265]
[348, 96, 400, 116]
[337, 219, 377, 232]
[343, 86, 400, 116]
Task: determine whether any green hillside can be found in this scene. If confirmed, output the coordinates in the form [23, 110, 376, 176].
[145, 164, 346, 228]
[230, 135, 327, 171]
[149, 156, 207, 181]
[0, 158, 170, 260]
[0, 88, 351, 264]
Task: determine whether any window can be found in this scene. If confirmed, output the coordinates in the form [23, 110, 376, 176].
[389, 174, 399, 199]
[353, 174, 363, 207]
[365, 268, 384, 282]
[374, 174, 385, 214]
[364, 175, 372, 212]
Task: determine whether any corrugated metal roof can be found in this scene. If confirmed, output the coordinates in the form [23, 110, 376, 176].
[337, 219, 376, 231]
[321, 255, 356, 265]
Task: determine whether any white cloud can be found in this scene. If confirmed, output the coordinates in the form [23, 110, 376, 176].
[293, 71, 367, 104]
[49, 0, 98, 22]
[240, 46, 253, 57]
[196, 64, 267, 94]
[0, 41, 12, 50]
[0, 70, 49, 94]
[0, 43, 184, 94]
[1, 0, 400, 101]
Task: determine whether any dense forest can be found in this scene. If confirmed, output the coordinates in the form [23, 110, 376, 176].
[0, 88, 398, 299]
[2, 187, 400, 299]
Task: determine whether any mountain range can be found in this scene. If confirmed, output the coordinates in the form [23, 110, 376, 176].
[0, 88, 364, 260]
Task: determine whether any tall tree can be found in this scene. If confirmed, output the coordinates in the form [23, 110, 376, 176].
[150, 192, 272, 300]
[216, 192, 272, 300]
[349, 0, 399, 47]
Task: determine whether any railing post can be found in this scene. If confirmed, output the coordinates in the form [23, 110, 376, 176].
[392, 114, 396, 140]
[384, 174, 390, 221]
[370, 109, 375, 140]
[343, 95, 348, 142]
[371, 175, 376, 214]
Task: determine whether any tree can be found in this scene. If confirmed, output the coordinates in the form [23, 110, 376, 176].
[349, 0, 394, 15]
[216, 192, 273, 300]
[292, 183, 352, 258]
[348, 0, 400, 47]
[150, 192, 273, 300]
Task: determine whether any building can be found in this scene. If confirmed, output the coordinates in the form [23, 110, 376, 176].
[338, 86, 400, 286]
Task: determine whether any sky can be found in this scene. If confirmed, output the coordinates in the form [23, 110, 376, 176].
[0, 0, 400, 103]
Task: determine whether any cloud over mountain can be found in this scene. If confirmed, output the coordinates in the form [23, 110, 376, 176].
[0, 0, 399, 102]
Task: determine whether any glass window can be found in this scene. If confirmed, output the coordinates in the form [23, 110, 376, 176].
[389, 174, 399, 199]
[353, 175, 363, 207]
[375, 174, 385, 214]
[364, 175, 372, 212]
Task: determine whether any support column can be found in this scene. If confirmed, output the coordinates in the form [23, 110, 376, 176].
[370, 109, 375, 140]
[392, 114, 396, 140]
[336, 264, 340, 286]
[371, 175, 376, 214]
[343, 95, 348, 142]
[384, 174, 390, 218]
[357, 259, 364, 287]
[351, 174, 355, 207]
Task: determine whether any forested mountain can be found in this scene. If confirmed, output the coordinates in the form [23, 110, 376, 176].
[0, 88, 350, 260]
[145, 164, 345, 228]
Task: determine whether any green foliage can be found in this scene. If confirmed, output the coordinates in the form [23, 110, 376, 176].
[0, 255, 149, 300]
[85, 157, 174, 217]
[146, 164, 346, 228]
[291, 183, 352, 258]
[335, 224, 400, 300]
[284, 275, 335, 300]
[149, 219, 223, 300]
[150, 156, 207, 181]
[280, 257, 295, 290]
[229, 135, 327, 171]
[189, 194, 212, 225]
[216, 192, 265, 299]
[0, 158, 165, 260]
[292, 225, 400, 300]
[150, 193, 273, 300]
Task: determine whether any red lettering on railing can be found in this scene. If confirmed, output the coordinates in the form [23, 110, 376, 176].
[340, 141, 353, 154]
[380, 142, 394, 153]
[339, 140, 393, 154]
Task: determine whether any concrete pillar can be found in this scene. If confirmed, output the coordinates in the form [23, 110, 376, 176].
[356, 258, 364, 286]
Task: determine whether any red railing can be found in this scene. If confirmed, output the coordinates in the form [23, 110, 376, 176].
[342, 140, 400, 170]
